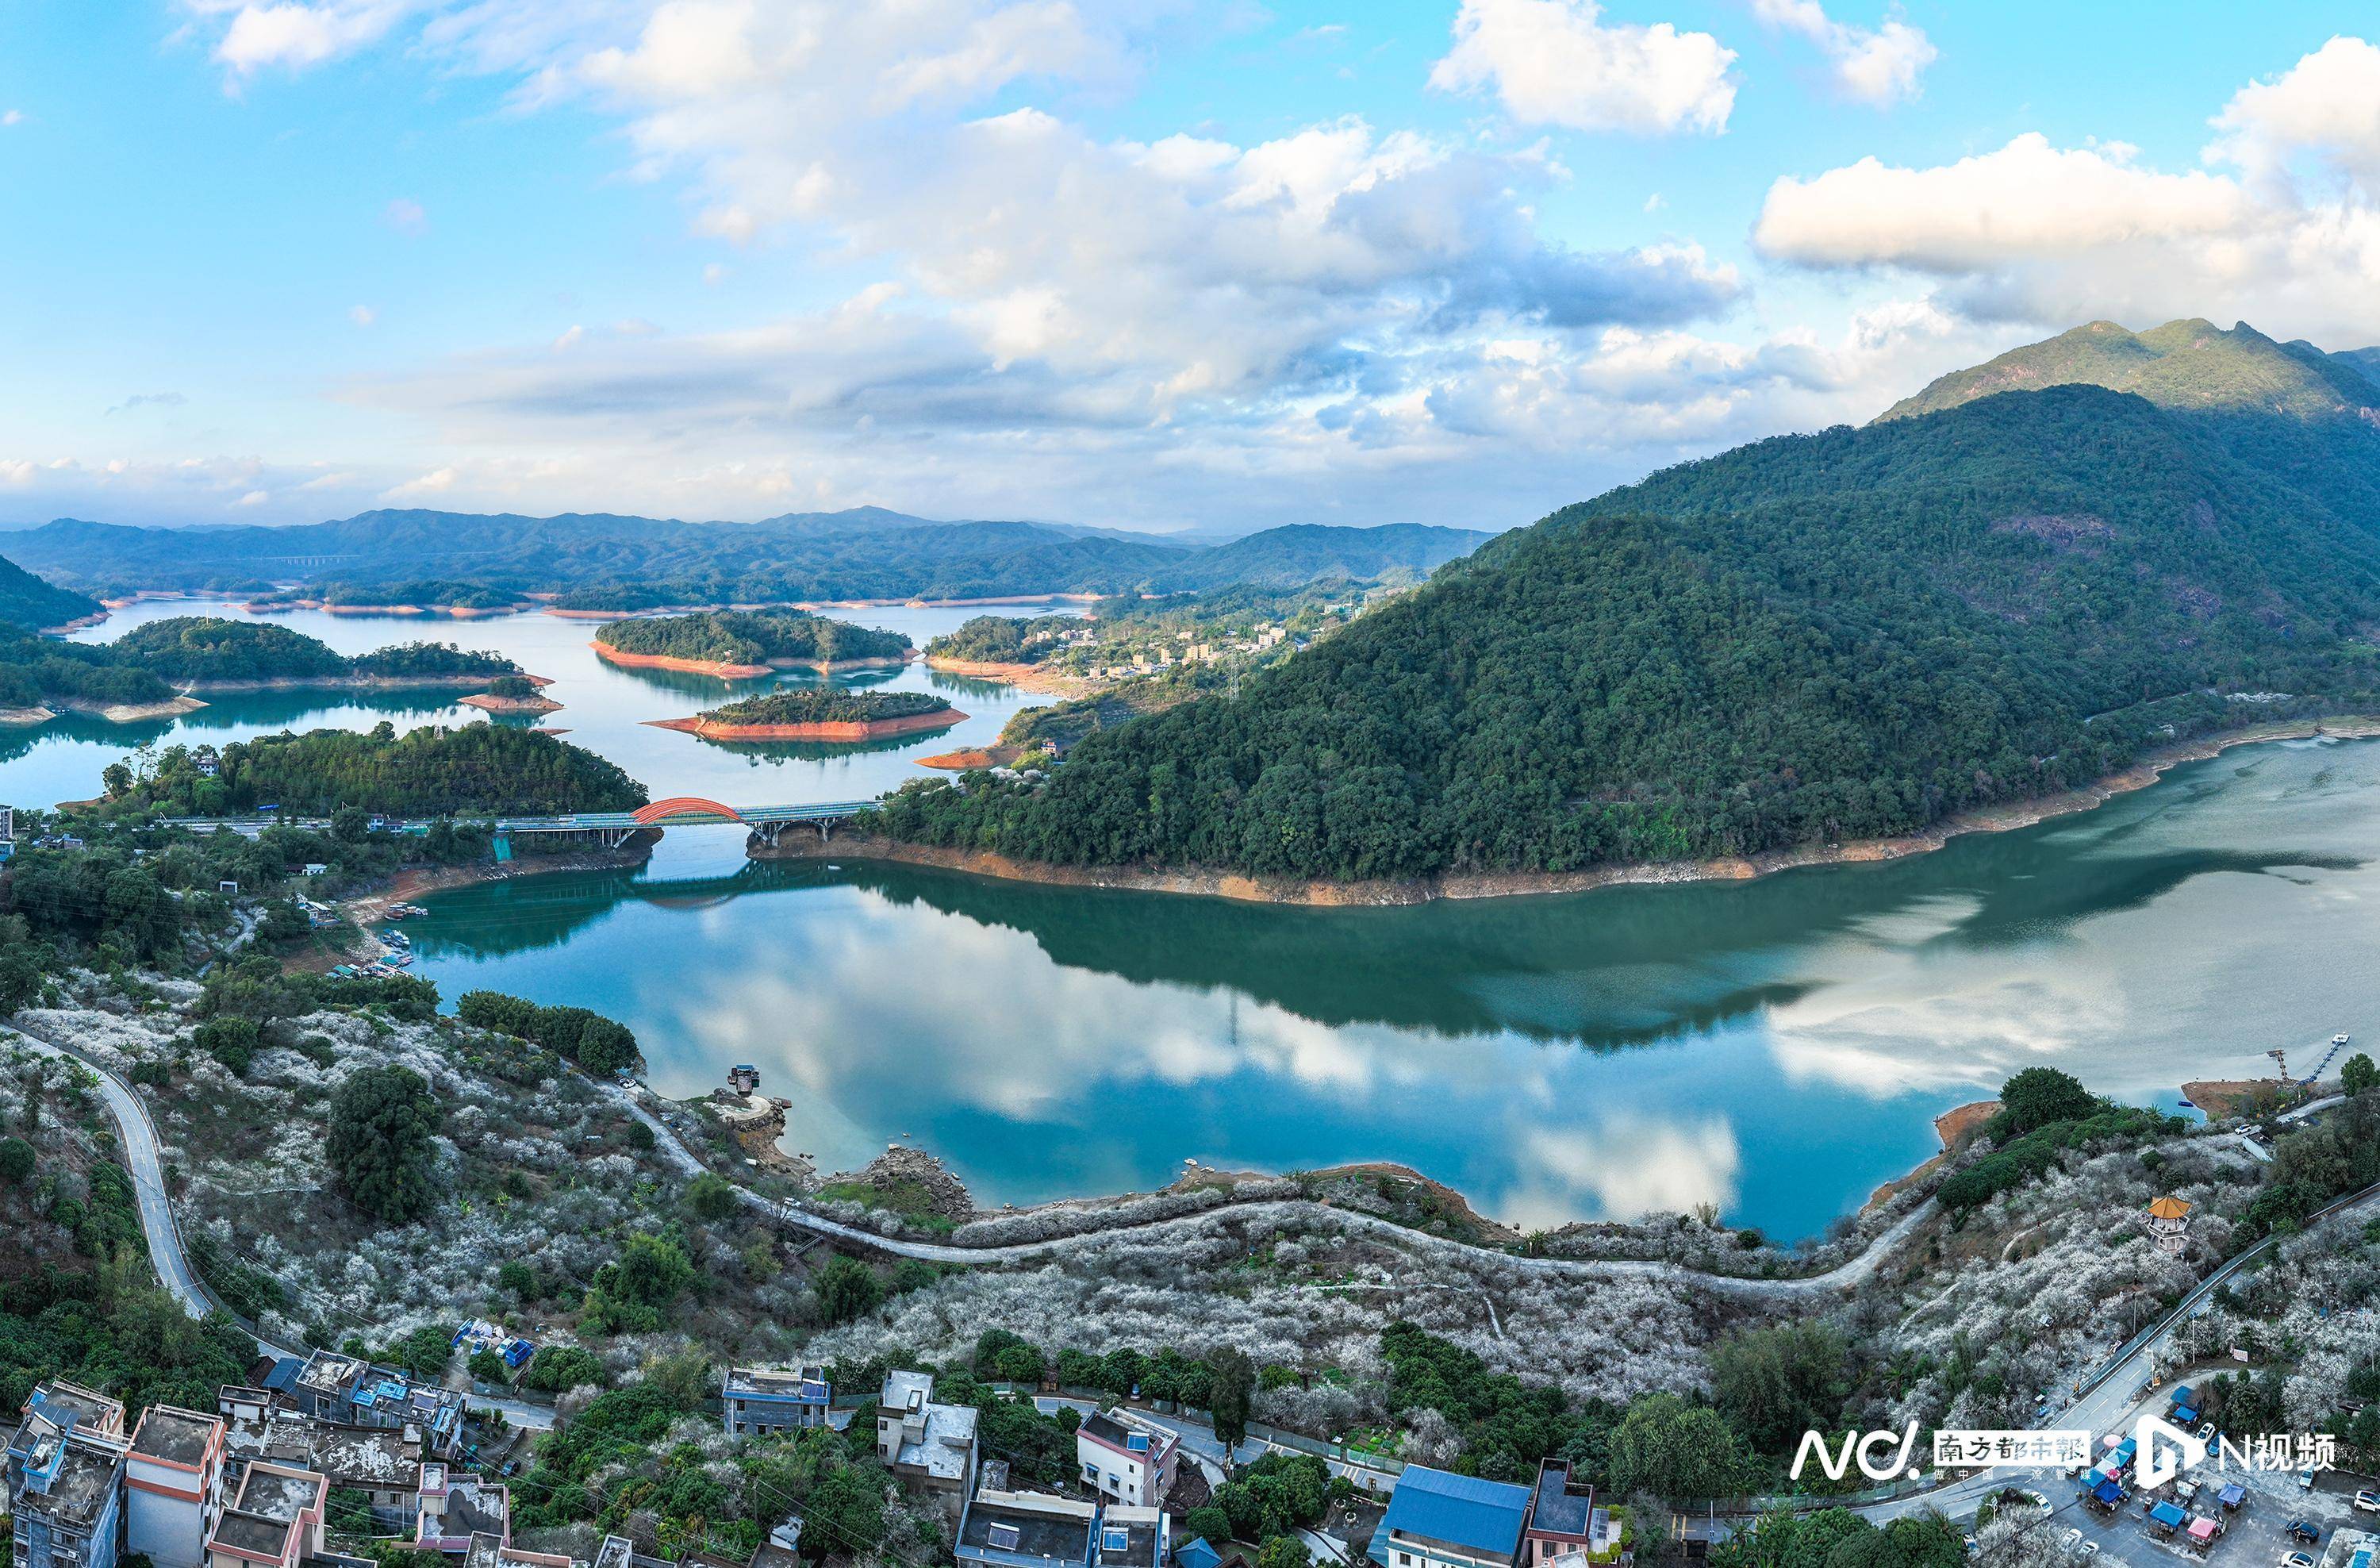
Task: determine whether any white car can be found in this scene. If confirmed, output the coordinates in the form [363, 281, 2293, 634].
[2280, 1555, 2317, 1568]
[2021, 1490, 2052, 1511]
[2355, 1490, 2380, 1515]
[2298, 1470, 2318, 1492]
[2077, 1544, 2100, 1559]
[2059, 1530, 2083, 1555]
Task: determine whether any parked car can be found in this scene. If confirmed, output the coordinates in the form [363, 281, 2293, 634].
[2196, 1423, 2217, 1442]
[2354, 1490, 2380, 1515]
[2076, 1544, 2099, 1559]
[2297, 1470, 2317, 1492]
[2278, 1552, 2316, 1568]
[2286, 1521, 2320, 1546]
[2021, 1490, 2052, 1511]
[2059, 1530, 2083, 1555]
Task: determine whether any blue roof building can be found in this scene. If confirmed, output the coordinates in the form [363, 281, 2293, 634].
[722, 1366, 832, 1440]
[1371, 1466, 1533, 1568]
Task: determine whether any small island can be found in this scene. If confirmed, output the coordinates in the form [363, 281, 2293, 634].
[98, 721, 647, 817]
[244, 578, 532, 617]
[593, 607, 912, 678]
[460, 673, 564, 714]
[647, 688, 965, 741]
[0, 617, 547, 725]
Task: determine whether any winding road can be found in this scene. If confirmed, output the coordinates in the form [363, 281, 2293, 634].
[1, 1020, 555, 1429]
[613, 1082, 1937, 1297]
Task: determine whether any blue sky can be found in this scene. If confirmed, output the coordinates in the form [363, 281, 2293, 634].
[6, 1, 2380, 534]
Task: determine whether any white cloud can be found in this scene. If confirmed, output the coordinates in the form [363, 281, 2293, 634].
[701, 262, 727, 286]
[2207, 35, 2380, 197]
[1749, 0, 1934, 106]
[383, 196, 426, 233]
[2, 110, 24, 127]
[201, 1, 415, 74]
[551, 323, 585, 352]
[1754, 42, 2380, 344]
[381, 465, 458, 499]
[1429, 0, 1737, 135]
[348, 304, 378, 327]
[236, 489, 271, 506]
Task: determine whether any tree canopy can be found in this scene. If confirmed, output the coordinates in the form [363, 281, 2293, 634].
[325, 1065, 442, 1223]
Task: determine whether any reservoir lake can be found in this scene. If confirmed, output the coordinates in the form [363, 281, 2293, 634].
[6, 600, 2375, 1241]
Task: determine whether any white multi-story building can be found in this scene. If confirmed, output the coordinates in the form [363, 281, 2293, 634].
[1073, 1409, 1177, 1510]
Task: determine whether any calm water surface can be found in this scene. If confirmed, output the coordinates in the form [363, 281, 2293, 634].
[6, 603, 2375, 1240]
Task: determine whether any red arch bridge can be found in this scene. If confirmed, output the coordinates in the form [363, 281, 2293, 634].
[160, 797, 872, 850]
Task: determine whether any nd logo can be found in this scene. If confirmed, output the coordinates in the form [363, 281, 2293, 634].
[2135, 1413, 2209, 1490]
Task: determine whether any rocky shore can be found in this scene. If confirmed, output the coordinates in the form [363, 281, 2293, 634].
[646, 706, 964, 742]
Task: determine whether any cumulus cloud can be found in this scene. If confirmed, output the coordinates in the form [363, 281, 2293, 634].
[349, 304, 378, 327]
[382, 196, 425, 233]
[1754, 38, 2380, 344]
[1749, 0, 1934, 106]
[194, 0, 416, 74]
[2, 110, 24, 127]
[1428, 0, 1737, 135]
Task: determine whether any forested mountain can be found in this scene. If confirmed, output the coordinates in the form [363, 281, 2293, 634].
[2, 509, 1488, 606]
[873, 376, 2380, 882]
[1878, 318, 2380, 422]
[0, 617, 514, 713]
[0, 551, 101, 632]
[1142, 523, 1488, 592]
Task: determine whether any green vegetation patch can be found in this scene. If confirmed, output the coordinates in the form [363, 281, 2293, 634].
[700, 689, 951, 726]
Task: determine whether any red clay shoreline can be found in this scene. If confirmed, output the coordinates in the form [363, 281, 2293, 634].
[591, 640, 912, 679]
[645, 707, 966, 741]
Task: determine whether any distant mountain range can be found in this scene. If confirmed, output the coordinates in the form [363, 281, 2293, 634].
[873, 317, 2380, 886]
[0, 508, 1489, 609]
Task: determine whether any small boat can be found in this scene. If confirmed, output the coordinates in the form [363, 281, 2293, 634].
[2334, 1033, 2351, 1047]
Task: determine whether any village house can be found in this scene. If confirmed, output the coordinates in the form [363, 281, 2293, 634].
[957, 1490, 1100, 1568]
[6, 1383, 132, 1568]
[1368, 1466, 1532, 1568]
[1521, 1461, 1611, 1568]
[125, 1405, 228, 1568]
[1073, 1409, 1177, 1510]
[722, 1366, 832, 1438]
[874, 1370, 980, 1497]
[284, 1351, 466, 1457]
[203, 1461, 326, 1568]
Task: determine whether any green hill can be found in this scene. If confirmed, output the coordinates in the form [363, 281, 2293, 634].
[1144, 523, 1488, 592]
[1878, 318, 2380, 423]
[872, 377, 2380, 883]
[0, 552, 102, 632]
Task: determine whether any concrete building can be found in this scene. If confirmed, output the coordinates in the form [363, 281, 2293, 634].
[416, 1465, 513, 1557]
[1369, 1466, 1532, 1568]
[1094, 1506, 1169, 1568]
[956, 1491, 1098, 1568]
[288, 1351, 466, 1457]
[202, 1462, 325, 1568]
[1075, 1409, 1178, 1510]
[125, 1405, 228, 1568]
[6, 1386, 132, 1568]
[875, 1371, 980, 1496]
[1521, 1461, 1610, 1568]
[722, 1366, 831, 1438]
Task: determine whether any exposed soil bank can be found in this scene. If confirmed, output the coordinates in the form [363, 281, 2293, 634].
[923, 655, 1086, 694]
[58, 695, 209, 724]
[174, 672, 529, 694]
[591, 640, 911, 679]
[460, 692, 565, 714]
[757, 717, 2380, 905]
[247, 600, 527, 619]
[917, 747, 1019, 771]
[2180, 1079, 2299, 1119]
[337, 836, 657, 925]
[645, 707, 965, 742]
[0, 706, 59, 727]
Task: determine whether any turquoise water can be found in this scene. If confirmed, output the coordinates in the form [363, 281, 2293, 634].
[2, 598, 1060, 813]
[7, 604, 2375, 1240]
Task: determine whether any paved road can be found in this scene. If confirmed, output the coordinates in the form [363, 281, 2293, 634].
[2, 1019, 556, 1430]
[616, 1084, 1937, 1298]
[1856, 1166, 2380, 1524]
